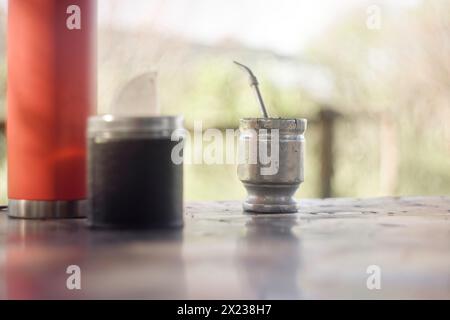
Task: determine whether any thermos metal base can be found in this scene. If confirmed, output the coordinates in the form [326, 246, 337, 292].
[8, 200, 86, 220]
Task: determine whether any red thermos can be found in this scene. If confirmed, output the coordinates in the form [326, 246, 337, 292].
[7, 0, 97, 219]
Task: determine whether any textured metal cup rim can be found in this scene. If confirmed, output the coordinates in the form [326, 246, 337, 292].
[88, 115, 184, 134]
[240, 118, 307, 132]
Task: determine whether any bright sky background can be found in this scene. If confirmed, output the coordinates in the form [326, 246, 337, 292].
[1, 0, 420, 55]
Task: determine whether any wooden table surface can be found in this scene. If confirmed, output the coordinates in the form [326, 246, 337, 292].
[0, 197, 449, 300]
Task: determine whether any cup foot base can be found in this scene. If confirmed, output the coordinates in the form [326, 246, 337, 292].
[244, 202, 299, 214]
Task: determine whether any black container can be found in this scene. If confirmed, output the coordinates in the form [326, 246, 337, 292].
[87, 116, 185, 230]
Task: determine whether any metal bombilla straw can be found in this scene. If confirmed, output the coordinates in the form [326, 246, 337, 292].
[233, 61, 269, 119]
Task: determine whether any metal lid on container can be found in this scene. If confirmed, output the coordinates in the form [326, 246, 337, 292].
[240, 118, 307, 133]
[88, 115, 184, 138]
